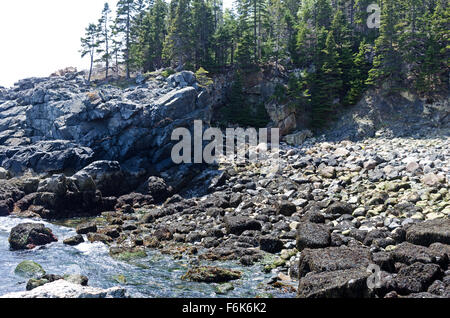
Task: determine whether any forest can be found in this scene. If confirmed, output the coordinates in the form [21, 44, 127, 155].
[81, 0, 449, 127]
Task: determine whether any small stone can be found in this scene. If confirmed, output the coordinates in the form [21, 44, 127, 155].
[63, 235, 84, 246]
[215, 283, 235, 295]
[181, 266, 242, 283]
[76, 222, 97, 235]
[276, 201, 297, 216]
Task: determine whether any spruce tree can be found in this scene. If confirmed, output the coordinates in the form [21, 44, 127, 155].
[116, 0, 137, 79]
[97, 3, 112, 80]
[163, 0, 193, 69]
[366, 0, 402, 91]
[80, 23, 100, 84]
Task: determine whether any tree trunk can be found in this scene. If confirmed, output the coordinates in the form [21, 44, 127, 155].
[126, 10, 131, 79]
[88, 53, 94, 84]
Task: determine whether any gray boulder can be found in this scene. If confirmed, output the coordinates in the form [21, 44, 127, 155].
[298, 246, 371, 278]
[296, 222, 331, 251]
[406, 219, 450, 246]
[9, 223, 58, 250]
[224, 216, 262, 235]
[298, 268, 371, 298]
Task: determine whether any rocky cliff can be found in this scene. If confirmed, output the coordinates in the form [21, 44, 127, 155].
[0, 70, 210, 178]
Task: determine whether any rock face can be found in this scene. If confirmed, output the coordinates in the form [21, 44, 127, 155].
[323, 89, 450, 141]
[0, 280, 126, 298]
[0, 71, 211, 178]
[9, 223, 58, 250]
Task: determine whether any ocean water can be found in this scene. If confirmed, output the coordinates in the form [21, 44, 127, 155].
[0, 216, 295, 298]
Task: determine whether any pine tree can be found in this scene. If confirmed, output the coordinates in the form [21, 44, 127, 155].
[110, 23, 123, 76]
[116, 0, 137, 79]
[97, 3, 112, 80]
[80, 23, 100, 84]
[366, 0, 402, 91]
[213, 9, 237, 68]
[345, 40, 371, 105]
[192, 0, 215, 69]
[163, 0, 193, 69]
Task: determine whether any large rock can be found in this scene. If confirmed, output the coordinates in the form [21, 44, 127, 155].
[0, 71, 208, 180]
[298, 268, 371, 298]
[276, 201, 297, 216]
[391, 242, 448, 267]
[14, 261, 46, 278]
[224, 216, 262, 235]
[284, 130, 313, 146]
[394, 263, 443, 295]
[296, 222, 331, 251]
[9, 223, 58, 250]
[0, 280, 126, 298]
[155, 86, 197, 119]
[298, 246, 371, 278]
[259, 236, 284, 254]
[406, 219, 450, 246]
[141, 176, 171, 203]
[75, 161, 124, 197]
[0, 140, 93, 176]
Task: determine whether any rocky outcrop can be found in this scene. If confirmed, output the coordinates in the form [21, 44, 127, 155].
[323, 89, 450, 141]
[0, 70, 211, 178]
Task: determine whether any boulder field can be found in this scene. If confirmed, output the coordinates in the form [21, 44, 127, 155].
[0, 70, 449, 298]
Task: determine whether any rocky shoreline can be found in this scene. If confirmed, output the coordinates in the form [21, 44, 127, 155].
[0, 70, 449, 298]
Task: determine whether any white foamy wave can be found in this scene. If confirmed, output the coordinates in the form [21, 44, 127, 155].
[0, 216, 47, 233]
[75, 241, 108, 255]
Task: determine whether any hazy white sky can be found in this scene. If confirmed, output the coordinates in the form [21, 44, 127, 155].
[0, 0, 234, 88]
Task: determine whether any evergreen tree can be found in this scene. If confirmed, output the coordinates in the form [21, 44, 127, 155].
[345, 40, 371, 105]
[80, 23, 100, 84]
[163, 0, 193, 68]
[366, 0, 402, 91]
[192, 0, 215, 69]
[97, 3, 112, 80]
[116, 0, 138, 79]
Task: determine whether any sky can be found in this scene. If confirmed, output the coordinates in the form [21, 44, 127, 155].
[0, 0, 234, 88]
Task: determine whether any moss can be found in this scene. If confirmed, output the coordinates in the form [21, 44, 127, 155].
[181, 266, 242, 283]
[215, 282, 235, 295]
[109, 247, 147, 261]
[161, 68, 176, 78]
[112, 274, 127, 284]
[14, 261, 46, 278]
